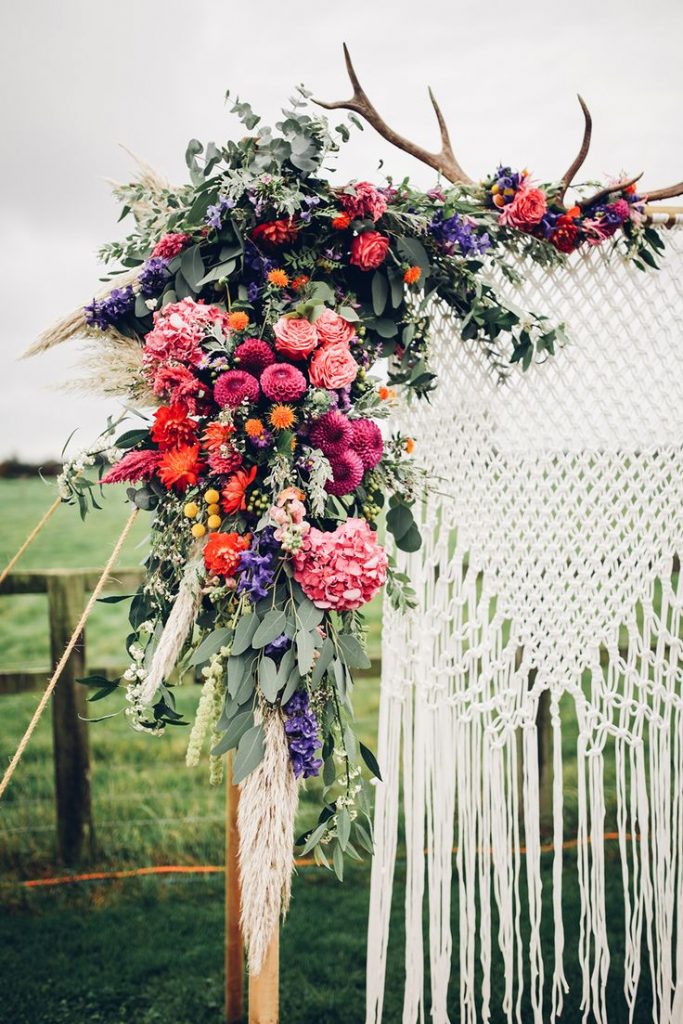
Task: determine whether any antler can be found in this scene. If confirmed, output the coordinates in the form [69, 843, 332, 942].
[313, 43, 473, 185]
[642, 181, 683, 203]
[577, 173, 643, 210]
[556, 95, 592, 203]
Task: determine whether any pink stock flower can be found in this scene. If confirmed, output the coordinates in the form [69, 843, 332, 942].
[151, 233, 192, 260]
[102, 449, 162, 484]
[498, 186, 547, 228]
[308, 343, 359, 389]
[293, 518, 388, 611]
[314, 308, 356, 347]
[273, 316, 319, 359]
[339, 182, 388, 222]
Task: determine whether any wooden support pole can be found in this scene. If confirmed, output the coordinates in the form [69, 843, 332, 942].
[47, 573, 95, 865]
[249, 930, 279, 1024]
[225, 754, 244, 1023]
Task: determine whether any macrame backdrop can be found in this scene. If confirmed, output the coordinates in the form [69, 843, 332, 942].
[366, 215, 683, 1024]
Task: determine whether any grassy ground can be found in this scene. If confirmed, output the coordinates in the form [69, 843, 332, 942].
[0, 478, 654, 1022]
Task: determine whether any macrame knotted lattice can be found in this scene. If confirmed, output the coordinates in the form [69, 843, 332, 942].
[366, 217, 683, 1024]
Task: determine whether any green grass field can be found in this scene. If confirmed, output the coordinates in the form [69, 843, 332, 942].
[0, 478, 655, 1022]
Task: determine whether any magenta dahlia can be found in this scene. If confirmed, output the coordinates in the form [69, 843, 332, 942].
[214, 370, 260, 408]
[234, 338, 276, 376]
[325, 450, 365, 496]
[309, 410, 352, 457]
[260, 363, 308, 403]
[350, 419, 384, 470]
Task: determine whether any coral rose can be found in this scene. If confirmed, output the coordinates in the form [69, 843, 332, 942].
[204, 532, 251, 578]
[308, 343, 359, 389]
[498, 186, 547, 228]
[293, 518, 388, 611]
[314, 308, 356, 347]
[349, 231, 390, 271]
[273, 316, 319, 359]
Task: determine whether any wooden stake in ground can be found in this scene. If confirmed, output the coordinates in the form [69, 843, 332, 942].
[225, 754, 244, 1023]
[249, 931, 279, 1024]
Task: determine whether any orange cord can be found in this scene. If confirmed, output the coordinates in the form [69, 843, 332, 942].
[6, 832, 634, 890]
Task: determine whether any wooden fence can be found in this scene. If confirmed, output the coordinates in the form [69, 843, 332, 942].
[0, 567, 144, 864]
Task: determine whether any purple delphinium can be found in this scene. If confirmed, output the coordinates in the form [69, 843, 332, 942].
[428, 211, 491, 257]
[236, 528, 278, 602]
[138, 257, 170, 297]
[299, 195, 321, 223]
[206, 195, 236, 230]
[84, 285, 135, 331]
[283, 690, 323, 779]
[264, 633, 291, 660]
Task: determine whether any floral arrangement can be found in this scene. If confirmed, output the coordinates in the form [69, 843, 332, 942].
[45, 84, 667, 963]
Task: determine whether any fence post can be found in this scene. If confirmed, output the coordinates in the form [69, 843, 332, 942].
[226, 753, 245, 1022]
[249, 931, 279, 1024]
[47, 573, 95, 865]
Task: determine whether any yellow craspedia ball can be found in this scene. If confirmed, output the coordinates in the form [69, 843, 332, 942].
[191, 523, 207, 539]
[204, 489, 220, 505]
[207, 503, 220, 516]
[184, 502, 199, 519]
[207, 515, 222, 530]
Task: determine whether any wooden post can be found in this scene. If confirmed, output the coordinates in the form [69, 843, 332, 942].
[249, 931, 279, 1024]
[47, 573, 95, 865]
[226, 754, 244, 1023]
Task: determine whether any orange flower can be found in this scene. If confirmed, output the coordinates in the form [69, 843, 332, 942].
[202, 421, 235, 452]
[227, 311, 250, 331]
[378, 385, 397, 401]
[291, 274, 310, 292]
[269, 404, 295, 430]
[244, 417, 265, 438]
[158, 445, 204, 492]
[332, 212, 351, 230]
[403, 265, 421, 285]
[203, 531, 251, 578]
[221, 465, 257, 514]
[267, 269, 289, 288]
[404, 437, 415, 454]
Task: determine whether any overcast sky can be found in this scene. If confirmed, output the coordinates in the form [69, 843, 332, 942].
[1, 0, 682, 461]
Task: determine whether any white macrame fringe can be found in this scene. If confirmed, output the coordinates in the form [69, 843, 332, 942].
[238, 710, 298, 975]
[366, 223, 683, 1024]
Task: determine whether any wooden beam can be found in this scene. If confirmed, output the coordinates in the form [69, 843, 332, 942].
[248, 930, 279, 1024]
[47, 574, 95, 865]
[0, 566, 144, 597]
[225, 754, 244, 1023]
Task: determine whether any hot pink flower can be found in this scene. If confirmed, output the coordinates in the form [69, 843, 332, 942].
[260, 363, 308, 403]
[214, 370, 260, 408]
[309, 410, 352, 457]
[309, 343, 359, 390]
[498, 186, 547, 228]
[151, 233, 192, 260]
[326, 451, 365, 496]
[273, 316, 319, 359]
[101, 449, 161, 484]
[293, 518, 388, 611]
[349, 231, 390, 271]
[350, 419, 384, 469]
[234, 338, 276, 376]
[314, 308, 356, 348]
[339, 182, 388, 222]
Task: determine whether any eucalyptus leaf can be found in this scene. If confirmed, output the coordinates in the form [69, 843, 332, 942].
[226, 654, 249, 698]
[371, 272, 388, 316]
[337, 633, 371, 670]
[312, 638, 335, 687]
[280, 666, 301, 705]
[332, 840, 344, 881]
[258, 656, 279, 702]
[190, 628, 232, 667]
[337, 807, 351, 851]
[252, 609, 287, 648]
[231, 613, 260, 655]
[360, 741, 383, 781]
[211, 708, 253, 756]
[180, 245, 205, 290]
[232, 723, 265, 784]
[296, 629, 316, 675]
[295, 598, 324, 631]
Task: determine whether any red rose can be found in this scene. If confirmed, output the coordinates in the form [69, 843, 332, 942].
[551, 220, 581, 253]
[349, 231, 390, 271]
[252, 218, 298, 248]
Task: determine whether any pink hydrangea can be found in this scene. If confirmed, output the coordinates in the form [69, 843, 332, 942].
[293, 518, 388, 611]
[214, 370, 260, 408]
[151, 232, 192, 260]
[143, 298, 230, 366]
[339, 182, 388, 222]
